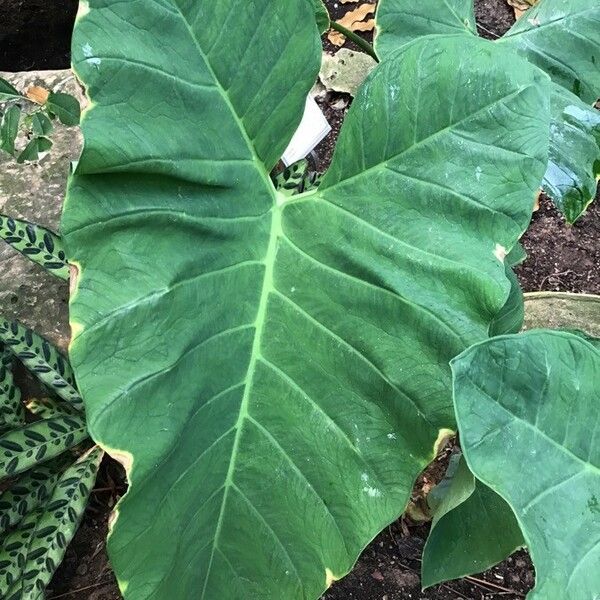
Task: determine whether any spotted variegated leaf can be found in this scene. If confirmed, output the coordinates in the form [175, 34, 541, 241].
[0, 414, 88, 479]
[0, 319, 82, 410]
[0, 447, 102, 599]
[0, 346, 24, 432]
[26, 397, 79, 420]
[0, 215, 69, 280]
[272, 159, 322, 197]
[0, 456, 72, 536]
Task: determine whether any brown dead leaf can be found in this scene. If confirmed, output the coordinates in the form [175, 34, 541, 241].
[340, 0, 359, 3]
[328, 3, 376, 46]
[26, 85, 49, 104]
[506, 0, 539, 19]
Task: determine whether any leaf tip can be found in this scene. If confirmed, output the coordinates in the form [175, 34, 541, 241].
[325, 568, 341, 589]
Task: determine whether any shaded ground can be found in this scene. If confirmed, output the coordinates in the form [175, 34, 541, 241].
[3, 1, 598, 599]
[0, 0, 78, 71]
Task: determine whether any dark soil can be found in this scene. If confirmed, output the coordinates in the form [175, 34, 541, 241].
[5, 1, 598, 599]
[517, 194, 600, 294]
[0, 0, 78, 71]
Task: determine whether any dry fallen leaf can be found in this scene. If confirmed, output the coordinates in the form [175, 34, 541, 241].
[26, 85, 49, 105]
[328, 3, 376, 46]
[506, 0, 539, 19]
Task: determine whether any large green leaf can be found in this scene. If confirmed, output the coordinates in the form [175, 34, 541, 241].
[64, 2, 550, 595]
[375, 0, 476, 58]
[422, 453, 523, 588]
[375, 0, 600, 222]
[453, 331, 600, 599]
[499, 0, 600, 104]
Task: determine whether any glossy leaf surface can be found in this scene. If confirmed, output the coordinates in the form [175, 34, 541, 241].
[64, 3, 550, 596]
[375, 0, 476, 58]
[375, 0, 600, 222]
[499, 0, 600, 104]
[543, 85, 600, 223]
[453, 331, 600, 599]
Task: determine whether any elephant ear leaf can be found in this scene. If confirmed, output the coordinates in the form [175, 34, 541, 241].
[499, 0, 600, 222]
[422, 453, 523, 588]
[542, 85, 600, 223]
[311, 0, 330, 33]
[64, 1, 551, 594]
[375, 0, 477, 58]
[453, 331, 600, 600]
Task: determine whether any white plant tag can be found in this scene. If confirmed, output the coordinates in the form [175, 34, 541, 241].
[281, 96, 331, 167]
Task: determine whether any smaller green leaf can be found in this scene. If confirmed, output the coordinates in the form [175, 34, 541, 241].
[0, 414, 88, 480]
[0, 214, 70, 280]
[543, 87, 600, 224]
[16, 137, 52, 164]
[0, 346, 25, 433]
[0, 318, 83, 410]
[489, 266, 524, 336]
[0, 106, 21, 156]
[506, 242, 527, 267]
[310, 0, 330, 33]
[31, 112, 53, 137]
[453, 331, 600, 599]
[0, 456, 71, 536]
[0, 78, 22, 102]
[45, 93, 80, 126]
[422, 453, 524, 588]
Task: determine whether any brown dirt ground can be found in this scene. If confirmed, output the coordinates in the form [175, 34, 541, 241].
[4, 0, 598, 599]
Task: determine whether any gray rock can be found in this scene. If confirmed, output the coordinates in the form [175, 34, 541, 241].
[320, 49, 377, 96]
[0, 70, 83, 349]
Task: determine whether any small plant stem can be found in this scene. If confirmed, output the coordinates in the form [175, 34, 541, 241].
[329, 21, 379, 61]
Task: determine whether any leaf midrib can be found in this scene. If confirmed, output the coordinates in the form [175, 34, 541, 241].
[170, 0, 275, 197]
[199, 204, 281, 599]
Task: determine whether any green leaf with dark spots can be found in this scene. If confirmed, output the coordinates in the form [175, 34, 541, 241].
[0, 448, 102, 599]
[0, 318, 82, 410]
[0, 214, 69, 280]
[0, 457, 71, 536]
[0, 414, 88, 479]
[0, 346, 25, 432]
